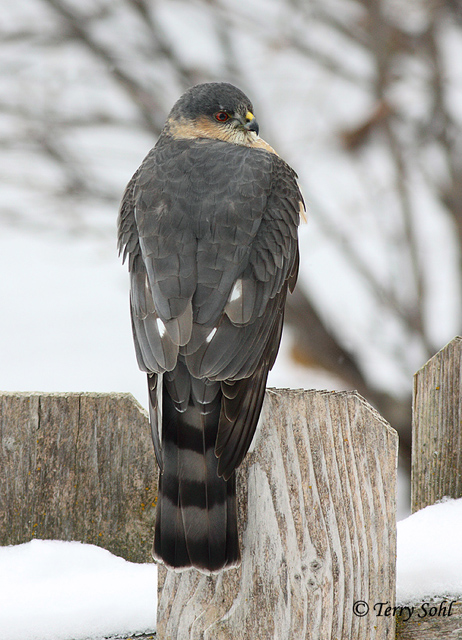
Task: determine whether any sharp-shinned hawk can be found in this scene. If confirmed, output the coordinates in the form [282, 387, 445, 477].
[118, 82, 304, 572]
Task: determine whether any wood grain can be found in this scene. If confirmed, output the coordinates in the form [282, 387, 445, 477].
[396, 599, 462, 639]
[0, 391, 157, 563]
[157, 388, 398, 640]
[412, 336, 462, 513]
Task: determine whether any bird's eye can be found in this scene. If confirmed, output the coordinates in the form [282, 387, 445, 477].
[215, 111, 229, 122]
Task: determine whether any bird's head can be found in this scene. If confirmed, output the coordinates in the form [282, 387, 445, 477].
[165, 82, 261, 146]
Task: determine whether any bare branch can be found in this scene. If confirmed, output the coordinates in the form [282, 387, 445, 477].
[126, 0, 202, 88]
[41, 0, 164, 134]
[205, 0, 372, 87]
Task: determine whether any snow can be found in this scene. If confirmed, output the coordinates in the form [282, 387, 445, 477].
[0, 539, 156, 640]
[397, 497, 462, 603]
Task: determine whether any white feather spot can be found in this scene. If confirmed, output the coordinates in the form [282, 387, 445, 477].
[229, 279, 242, 303]
[156, 317, 166, 338]
[206, 327, 217, 343]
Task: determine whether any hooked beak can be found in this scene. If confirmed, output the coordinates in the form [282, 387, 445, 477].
[244, 111, 259, 135]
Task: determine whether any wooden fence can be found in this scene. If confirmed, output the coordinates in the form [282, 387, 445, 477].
[0, 337, 461, 639]
[0, 392, 157, 563]
[396, 335, 462, 639]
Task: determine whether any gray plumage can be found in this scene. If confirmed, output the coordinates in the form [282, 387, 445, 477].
[118, 82, 302, 572]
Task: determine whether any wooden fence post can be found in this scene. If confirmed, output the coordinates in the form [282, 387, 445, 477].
[157, 388, 398, 640]
[412, 336, 462, 513]
[0, 391, 157, 563]
[396, 336, 462, 639]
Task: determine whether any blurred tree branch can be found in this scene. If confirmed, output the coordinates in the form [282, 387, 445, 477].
[43, 0, 166, 132]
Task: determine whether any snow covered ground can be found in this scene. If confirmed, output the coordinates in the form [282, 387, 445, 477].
[1, 498, 461, 640]
[0, 227, 146, 407]
[396, 498, 462, 603]
[0, 540, 156, 640]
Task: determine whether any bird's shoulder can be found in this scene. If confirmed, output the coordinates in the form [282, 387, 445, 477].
[134, 134, 302, 208]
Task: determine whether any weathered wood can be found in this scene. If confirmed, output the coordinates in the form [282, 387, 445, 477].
[157, 388, 398, 640]
[395, 337, 462, 639]
[412, 336, 462, 513]
[0, 391, 157, 563]
[396, 599, 462, 639]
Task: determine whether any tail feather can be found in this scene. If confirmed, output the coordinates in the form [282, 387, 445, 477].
[153, 363, 240, 572]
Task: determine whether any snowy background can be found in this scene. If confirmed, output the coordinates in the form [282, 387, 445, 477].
[2, 0, 462, 457]
[1, 0, 461, 462]
[1, 0, 462, 637]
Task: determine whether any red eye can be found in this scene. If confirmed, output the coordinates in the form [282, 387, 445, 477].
[215, 111, 229, 122]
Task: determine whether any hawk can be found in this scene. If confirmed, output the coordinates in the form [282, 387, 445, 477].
[118, 82, 304, 572]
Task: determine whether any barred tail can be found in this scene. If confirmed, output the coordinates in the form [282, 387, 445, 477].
[152, 363, 240, 572]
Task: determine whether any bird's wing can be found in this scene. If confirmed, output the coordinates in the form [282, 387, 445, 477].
[118, 141, 199, 375]
[118, 138, 277, 375]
